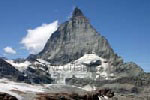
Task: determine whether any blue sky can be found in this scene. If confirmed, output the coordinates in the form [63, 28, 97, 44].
[0, 0, 150, 72]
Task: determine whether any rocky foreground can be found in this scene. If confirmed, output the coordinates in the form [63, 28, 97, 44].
[1, 88, 150, 100]
[0, 89, 114, 100]
[36, 89, 114, 100]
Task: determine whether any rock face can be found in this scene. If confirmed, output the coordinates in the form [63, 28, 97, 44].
[35, 7, 120, 65]
[0, 58, 24, 80]
[24, 66, 53, 84]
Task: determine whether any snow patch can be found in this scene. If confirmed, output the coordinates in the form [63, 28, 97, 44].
[5, 60, 31, 72]
[82, 84, 96, 91]
[0, 78, 45, 100]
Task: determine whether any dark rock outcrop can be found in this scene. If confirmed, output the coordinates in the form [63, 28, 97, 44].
[0, 92, 18, 100]
[0, 58, 24, 81]
[24, 66, 53, 84]
[82, 60, 102, 67]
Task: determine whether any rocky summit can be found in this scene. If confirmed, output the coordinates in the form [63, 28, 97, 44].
[31, 7, 144, 79]
[34, 7, 120, 66]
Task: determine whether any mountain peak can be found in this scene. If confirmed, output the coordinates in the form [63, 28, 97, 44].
[72, 7, 84, 17]
[36, 7, 118, 65]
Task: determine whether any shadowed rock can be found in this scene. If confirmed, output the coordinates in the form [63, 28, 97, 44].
[72, 7, 84, 17]
[0, 92, 18, 100]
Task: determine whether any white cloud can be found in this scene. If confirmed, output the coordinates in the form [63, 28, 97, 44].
[21, 21, 58, 54]
[3, 47, 16, 55]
